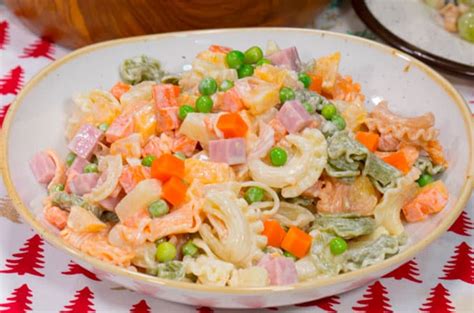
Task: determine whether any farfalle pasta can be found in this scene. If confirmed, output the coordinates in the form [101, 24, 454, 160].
[29, 42, 449, 286]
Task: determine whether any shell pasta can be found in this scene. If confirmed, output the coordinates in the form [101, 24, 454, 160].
[30, 42, 449, 286]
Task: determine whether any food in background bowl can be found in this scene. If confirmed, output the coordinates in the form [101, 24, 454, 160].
[29, 41, 450, 287]
[424, 0, 474, 42]
[3, 29, 472, 308]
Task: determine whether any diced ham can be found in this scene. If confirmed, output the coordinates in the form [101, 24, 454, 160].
[67, 124, 104, 159]
[267, 47, 302, 72]
[276, 100, 312, 134]
[68, 173, 99, 196]
[156, 107, 180, 132]
[153, 84, 180, 108]
[257, 254, 298, 286]
[377, 133, 400, 152]
[221, 88, 245, 112]
[98, 195, 121, 211]
[209, 138, 246, 165]
[67, 156, 89, 175]
[106, 114, 135, 143]
[29, 151, 56, 184]
[99, 186, 123, 211]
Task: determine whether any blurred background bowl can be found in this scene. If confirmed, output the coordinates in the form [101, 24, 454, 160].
[5, 0, 330, 48]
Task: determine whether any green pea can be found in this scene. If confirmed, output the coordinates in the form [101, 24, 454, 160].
[142, 155, 156, 167]
[302, 101, 315, 114]
[178, 105, 195, 120]
[226, 50, 245, 69]
[196, 95, 213, 113]
[244, 46, 264, 64]
[283, 251, 297, 260]
[98, 123, 109, 132]
[256, 58, 271, 66]
[198, 77, 218, 96]
[329, 237, 347, 255]
[155, 241, 177, 262]
[148, 199, 169, 218]
[83, 163, 98, 173]
[269, 147, 287, 167]
[417, 174, 434, 187]
[244, 187, 265, 204]
[279, 87, 295, 103]
[174, 152, 186, 160]
[182, 240, 199, 257]
[50, 184, 64, 193]
[66, 152, 76, 167]
[331, 115, 346, 130]
[321, 104, 337, 120]
[298, 73, 312, 88]
[238, 64, 254, 78]
[219, 79, 234, 92]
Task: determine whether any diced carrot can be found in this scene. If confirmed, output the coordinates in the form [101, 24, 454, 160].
[402, 180, 449, 222]
[355, 131, 380, 152]
[309, 73, 323, 94]
[119, 165, 149, 193]
[209, 44, 232, 54]
[281, 226, 312, 259]
[106, 113, 135, 143]
[332, 75, 366, 102]
[400, 146, 419, 168]
[262, 220, 287, 248]
[156, 107, 180, 132]
[221, 88, 245, 112]
[110, 82, 131, 100]
[44, 206, 68, 230]
[382, 150, 411, 174]
[162, 176, 188, 207]
[216, 112, 248, 138]
[153, 84, 180, 108]
[171, 133, 197, 157]
[151, 154, 185, 182]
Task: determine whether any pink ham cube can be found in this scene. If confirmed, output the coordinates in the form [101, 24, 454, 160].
[67, 156, 89, 175]
[267, 47, 302, 72]
[277, 100, 312, 134]
[209, 138, 246, 165]
[68, 173, 99, 196]
[68, 124, 103, 159]
[29, 151, 56, 184]
[257, 254, 298, 286]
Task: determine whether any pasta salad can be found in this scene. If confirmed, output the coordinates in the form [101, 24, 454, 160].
[29, 42, 449, 287]
[423, 0, 474, 43]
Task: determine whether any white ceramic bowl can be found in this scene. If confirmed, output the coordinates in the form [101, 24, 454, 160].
[1, 28, 473, 309]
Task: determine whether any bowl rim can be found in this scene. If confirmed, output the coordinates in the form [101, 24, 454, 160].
[1, 27, 473, 295]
